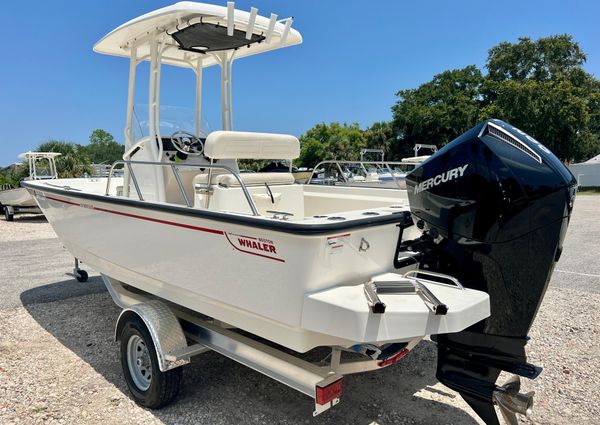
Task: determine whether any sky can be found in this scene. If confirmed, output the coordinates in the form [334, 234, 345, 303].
[1, 0, 600, 166]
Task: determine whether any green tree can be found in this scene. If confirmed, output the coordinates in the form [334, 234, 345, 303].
[390, 35, 600, 162]
[37, 140, 92, 178]
[486, 35, 587, 82]
[481, 35, 600, 161]
[363, 121, 394, 154]
[0, 166, 25, 188]
[298, 122, 366, 168]
[85, 129, 124, 164]
[391, 65, 484, 151]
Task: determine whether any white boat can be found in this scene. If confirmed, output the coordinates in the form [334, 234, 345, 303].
[309, 147, 437, 190]
[23, 3, 577, 423]
[0, 152, 60, 221]
[309, 161, 414, 189]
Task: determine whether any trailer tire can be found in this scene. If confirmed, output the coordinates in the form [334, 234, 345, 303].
[76, 269, 88, 282]
[119, 315, 182, 408]
[4, 207, 14, 222]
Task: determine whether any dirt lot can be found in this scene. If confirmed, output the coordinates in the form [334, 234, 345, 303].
[1, 196, 599, 424]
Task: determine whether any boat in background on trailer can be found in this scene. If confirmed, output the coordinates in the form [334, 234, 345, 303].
[23, 3, 577, 424]
[0, 152, 60, 221]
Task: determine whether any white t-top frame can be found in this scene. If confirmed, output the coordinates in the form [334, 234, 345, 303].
[95, 1, 302, 152]
[94, 2, 302, 200]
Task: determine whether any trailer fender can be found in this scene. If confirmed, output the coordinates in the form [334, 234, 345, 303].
[115, 300, 190, 372]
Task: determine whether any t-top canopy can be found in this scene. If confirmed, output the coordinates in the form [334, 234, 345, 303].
[18, 152, 62, 159]
[94, 2, 302, 69]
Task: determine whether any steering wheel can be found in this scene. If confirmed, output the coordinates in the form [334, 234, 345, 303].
[170, 131, 205, 156]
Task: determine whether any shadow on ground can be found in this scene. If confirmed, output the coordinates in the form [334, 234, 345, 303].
[21, 280, 477, 425]
[20, 276, 106, 305]
[6, 214, 47, 223]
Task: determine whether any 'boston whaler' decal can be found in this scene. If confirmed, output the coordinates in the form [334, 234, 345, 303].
[225, 233, 284, 262]
[237, 236, 277, 254]
[414, 164, 469, 194]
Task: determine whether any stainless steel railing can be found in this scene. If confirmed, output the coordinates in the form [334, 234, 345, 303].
[105, 160, 260, 216]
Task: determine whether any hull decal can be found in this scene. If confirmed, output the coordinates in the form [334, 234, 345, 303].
[327, 233, 351, 239]
[224, 232, 285, 263]
[46, 194, 285, 262]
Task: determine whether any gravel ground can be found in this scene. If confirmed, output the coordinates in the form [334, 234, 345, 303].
[1, 197, 599, 424]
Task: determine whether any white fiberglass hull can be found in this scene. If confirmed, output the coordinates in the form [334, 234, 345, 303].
[24, 179, 490, 352]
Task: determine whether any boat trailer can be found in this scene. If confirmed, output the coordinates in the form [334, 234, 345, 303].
[100, 274, 423, 416]
[94, 271, 535, 421]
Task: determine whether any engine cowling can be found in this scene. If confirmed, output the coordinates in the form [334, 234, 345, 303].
[404, 119, 577, 425]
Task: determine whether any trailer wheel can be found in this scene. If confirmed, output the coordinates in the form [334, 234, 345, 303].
[76, 269, 88, 282]
[119, 315, 182, 408]
[4, 207, 14, 222]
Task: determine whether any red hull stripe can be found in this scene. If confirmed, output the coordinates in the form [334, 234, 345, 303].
[47, 196, 80, 207]
[95, 206, 225, 235]
[44, 195, 290, 262]
[46, 195, 223, 235]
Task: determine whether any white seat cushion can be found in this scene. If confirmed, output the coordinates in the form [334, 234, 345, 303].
[204, 131, 300, 160]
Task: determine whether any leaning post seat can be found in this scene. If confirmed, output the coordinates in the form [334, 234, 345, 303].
[203, 131, 300, 160]
[196, 131, 303, 216]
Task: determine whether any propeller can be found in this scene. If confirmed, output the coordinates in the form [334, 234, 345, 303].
[493, 376, 534, 425]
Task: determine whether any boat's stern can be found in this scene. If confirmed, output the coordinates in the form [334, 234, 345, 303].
[302, 271, 490, 346]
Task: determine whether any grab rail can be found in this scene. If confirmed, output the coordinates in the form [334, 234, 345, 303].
[403, 270, 464, 290]
[122, 138, 151, 160]
[307, 160, 418, 190]
[105, 160, 260, 216]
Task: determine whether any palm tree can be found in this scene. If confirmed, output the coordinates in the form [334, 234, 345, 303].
[36, 140, 93, 178]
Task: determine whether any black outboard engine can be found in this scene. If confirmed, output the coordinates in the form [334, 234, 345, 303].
[403, 119, 577, 424]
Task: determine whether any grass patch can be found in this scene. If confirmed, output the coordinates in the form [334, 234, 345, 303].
[578, 186, 600, 195]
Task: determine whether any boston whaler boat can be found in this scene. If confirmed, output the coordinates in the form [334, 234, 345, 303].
[23, 3, 577, 423]
[0, 152, 60, 221]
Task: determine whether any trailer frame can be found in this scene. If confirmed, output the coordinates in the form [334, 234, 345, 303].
[101, 274, 420, 416]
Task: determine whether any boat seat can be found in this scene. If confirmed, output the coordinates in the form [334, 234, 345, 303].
[204, 131, 299, 160]
[192, 130, 301, 215]
[164, 168, 204, 205]
[193, 173, 303, 218]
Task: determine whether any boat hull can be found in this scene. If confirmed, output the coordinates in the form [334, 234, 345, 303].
[25, 181, 490, 352]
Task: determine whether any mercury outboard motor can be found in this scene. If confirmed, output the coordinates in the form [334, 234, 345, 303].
[402, 119, 577, 424]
